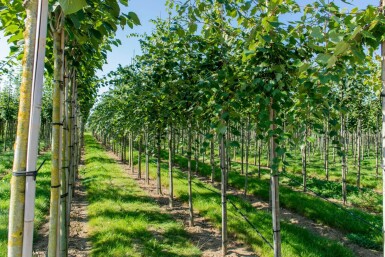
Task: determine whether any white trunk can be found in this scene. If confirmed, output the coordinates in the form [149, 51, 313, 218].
[23, 1, 48, 255]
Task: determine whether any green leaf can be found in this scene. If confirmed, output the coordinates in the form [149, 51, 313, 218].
[311, 27, 323, 39]
[59, 0, 87, 15]
[128, 12, 141, 25]
[299, 63, 310, 73]
[216, 123, 227, 135]
[326, 55, 338, 68]
[316, 53, 331, 64]
[334, 41, 349, 56]
[119, 0, 128, 6]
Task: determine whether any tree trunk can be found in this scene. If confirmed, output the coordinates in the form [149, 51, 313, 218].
[210, 136, 215, 183]
[324, 119, 329, 181]
[341, 116, 347, 205]
[168, 125, 173, 208]
[156, 128, 162, 195]
[60, 72, 69, 257]
[48, 16, 64, 256]
[130, 132, 134, 172]
[138, 134, 142, 179]
[376, 115, 380, 179]
[269, 100, 281, 257]
[302, 127, 307, 192]
[145, 130, 149, 185]
[380, 3, 385, 249]
[219, 131, 227, 256]
[187, 122, 194, 226]
[8, 1, 39, 255]
[22, 1, 49, 255]
[357, 119, 361, 189]
[241, 122, 244, 175]
[244, 115, 250, 196]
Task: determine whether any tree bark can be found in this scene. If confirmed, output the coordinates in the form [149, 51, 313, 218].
[168, 125, 173, 208]
[8, 1, 38, 255]
[269, 99, 281, 257]
[187, 122, 194, 226]
[156, 128, 162, 195]
[48, 15, 65, 256]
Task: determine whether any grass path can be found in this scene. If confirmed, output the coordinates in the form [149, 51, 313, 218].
[169, 152, 382, 251]
[120, 147, 364, 256]
[82, 134, 201, 257]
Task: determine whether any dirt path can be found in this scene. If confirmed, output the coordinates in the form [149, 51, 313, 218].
[68, 180, 91, 256]
[106, 150, 257, 257]
[188, 169, 382, 257]
[33, 171, 90, 256]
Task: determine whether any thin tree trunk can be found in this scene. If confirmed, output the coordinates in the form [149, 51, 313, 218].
[324, 119, 329, 181]
[376, 115, 380, 179]
[341, 116, 347, 205]
[138, 134, 142, 179]
[130, 132, 134, 172]
[244, 115, 250, 196]
[302, 127, 307, 192]
[210, 136, 215, 183]
[357, 119, 361, 189]
[187, 122, 194, 226]
[270, 99, 281, 257]
[48, 16, 64, 256]
[145, 130, 149, 185]
[380, 4, 385, 249]
[219, 131, 227, 256]
[241, 121, 244, 175]
[258, 139, 262, 179]
[157, 128, 162, 195]
[60, 68, 70, 257]
[168, 125, 173, 208]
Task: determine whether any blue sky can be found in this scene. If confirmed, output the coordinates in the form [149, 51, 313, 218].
[0, 0, 378, 80]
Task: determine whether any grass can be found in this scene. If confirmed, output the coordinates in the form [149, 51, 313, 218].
[168, 151, 383, 251]
[0, 151, 52, 256]
[120, 144, 359, 256]
[81, 134, 201, 257]
[0, 150, 13, 178]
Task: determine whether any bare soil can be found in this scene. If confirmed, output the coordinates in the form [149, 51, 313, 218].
[33, 166, 91, 256]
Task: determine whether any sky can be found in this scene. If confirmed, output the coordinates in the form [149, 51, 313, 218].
[0, 0, 378, 92]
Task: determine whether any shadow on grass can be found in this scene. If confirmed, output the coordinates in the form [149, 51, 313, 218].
[83, 134, 201, 257]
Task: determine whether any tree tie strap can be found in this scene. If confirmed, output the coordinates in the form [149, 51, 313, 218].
[51, 184, 61, 189]
[52, 122, 63, 126]
[272, 229, 281, 233]
[11, 159, 47, 181]
[12, 171, 38, 179]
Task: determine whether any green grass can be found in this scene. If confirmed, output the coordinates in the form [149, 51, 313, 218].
[82, 134, 201, 257]
[0, 150, 13, 178]
[0, 151, 52, 256]
[168, 151, 383, 251]
[121, 145, 358, 256]
[215, 156, 382, 214]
